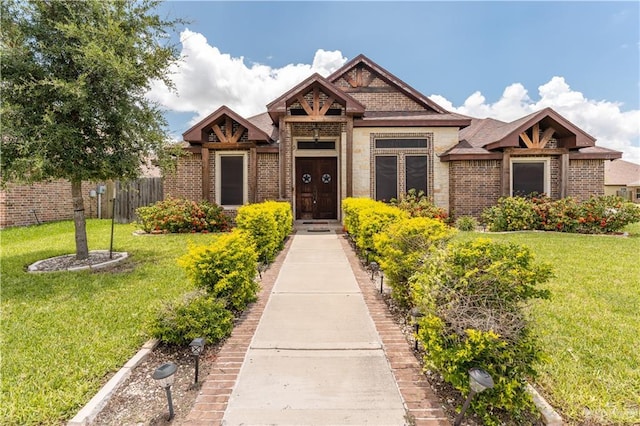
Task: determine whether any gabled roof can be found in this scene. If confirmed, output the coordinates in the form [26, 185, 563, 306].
[327, 54, 449, 114]
[442, 107, 621, 161]
[266, 73, 366, 122]
[605, 159, 640, 186]
[183, 105, 272, 143]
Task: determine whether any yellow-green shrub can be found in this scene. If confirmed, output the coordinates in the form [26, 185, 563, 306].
[178, 229, 259, 312]
[147, 291, 234, 345]
[355, 203, 406, 257]
[374, 217, 456, 309]
[412, 238, 553, 424]
[236, 201, 292, 263]
[342, 197, 379, 238]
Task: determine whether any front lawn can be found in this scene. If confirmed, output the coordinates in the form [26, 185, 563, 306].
[1, 220, 214, 425]
[454, 223, 640, 425]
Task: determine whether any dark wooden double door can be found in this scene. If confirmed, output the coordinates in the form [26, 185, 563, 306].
[295, 157, 337, 220]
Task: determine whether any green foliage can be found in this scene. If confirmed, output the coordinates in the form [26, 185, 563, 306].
[356, 203, 407, 258]
[136, 197, 230, 234]
[1, 0, 181, 257]
[454, 215, 479, 231]
[373, 217, 456, 309]
[482, 195, 640, 233]
[178, 229, 259, 312]
[481, 196, 539, 231]
[146, 291, 233, 346]
[236, 201, 292, 263]
[412, 238, 553, 424]
[391, 189, 449, 221]
[341, 197, 380, 238]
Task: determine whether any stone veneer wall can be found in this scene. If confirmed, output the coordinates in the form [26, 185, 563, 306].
[449, 160, 502, 218]
[568, 159, 605, 200]
[1, 180, 100, 228]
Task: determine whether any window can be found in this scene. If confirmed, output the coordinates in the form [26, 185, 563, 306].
[375, 139, 428, 149]
[636, 188, 640, 200]
[216, 152, 247, 206]
[511, 158, 549, 196]
[297, 141, 336, 150]
[375, 156, 397, 201]
[405, 156, 428, 194]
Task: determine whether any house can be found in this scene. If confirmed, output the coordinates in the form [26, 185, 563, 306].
[164, 54, 622, 220]
[604, 159, 640, 203]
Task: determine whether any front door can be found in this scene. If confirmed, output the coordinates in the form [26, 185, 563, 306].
[295, 157, 337, 220]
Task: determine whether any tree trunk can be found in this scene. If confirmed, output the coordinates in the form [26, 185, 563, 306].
[71, 180, 89, 260]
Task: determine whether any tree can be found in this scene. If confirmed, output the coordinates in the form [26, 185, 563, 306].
[1, 0, 180, 259]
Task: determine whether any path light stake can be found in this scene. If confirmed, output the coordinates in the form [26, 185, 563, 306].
[152, 362, 177, 420]
[380, 273, 384, 294]
[410, 307, 424, 351]
[109, 185, 116, 259]
[453, 368, 494, 426]
[369, 261, 379, 280]
[189, 337, 205, 384]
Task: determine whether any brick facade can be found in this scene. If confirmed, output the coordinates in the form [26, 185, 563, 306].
[256, 153, 279, 201]
[568, 159, 605, 200]
[449, 160, 502, 218]
[164, 152, 203, 202]
[1, 180, 102, 228]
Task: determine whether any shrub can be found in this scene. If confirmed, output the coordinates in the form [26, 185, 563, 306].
[374, 217, 456, 309]
[147, 291, 234, 345]
[391, 189, 449, 221]
[481, 196, 538, 231]
[342, 197, 380, 239]
[576, 195, 640, 234]
[412, 238, 553, 424]
[236, 201, 292, 263]
[531, 195, 581, 232]
[355, 202, 406, 258]
[136, 197, 230, 233]
[454, 215, 478, 231]
[178, 229, 259, 312]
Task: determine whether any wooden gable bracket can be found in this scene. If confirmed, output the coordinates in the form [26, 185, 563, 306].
[295, 86, 337, 117]
[520, 123, 556, 149]
[210, 116, 247, 143]
[344, 65, 375, 88]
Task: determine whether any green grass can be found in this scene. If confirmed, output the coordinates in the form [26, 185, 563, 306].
[1, 220, 215, 425]
[454, 223, 640, 425]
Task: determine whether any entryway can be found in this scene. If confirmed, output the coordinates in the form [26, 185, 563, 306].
[295, 157, 337, 220]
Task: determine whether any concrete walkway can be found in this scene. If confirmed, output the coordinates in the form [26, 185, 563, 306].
[184, 227, 449, 426]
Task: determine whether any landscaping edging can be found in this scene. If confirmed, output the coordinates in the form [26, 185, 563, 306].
[527, 384, 563, 425]
[28, 250, 128, 272]
[67, 339, 159, 426]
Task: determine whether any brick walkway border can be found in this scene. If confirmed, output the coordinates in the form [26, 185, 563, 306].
[183, 232, 450, 425]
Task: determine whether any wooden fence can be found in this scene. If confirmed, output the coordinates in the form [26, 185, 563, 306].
[107, 178, 163, 223]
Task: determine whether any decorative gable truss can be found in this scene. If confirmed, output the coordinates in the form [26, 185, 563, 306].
[183, 105, 272, 147]
[289, 84, 345, 117]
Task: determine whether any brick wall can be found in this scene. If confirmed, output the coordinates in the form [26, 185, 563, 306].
[568, 159, 605, 200]
[164, 152, 203, 202]
[257, 152, 279, 201]
[449, 160, 502, 218]
[1, 180, 101, 228]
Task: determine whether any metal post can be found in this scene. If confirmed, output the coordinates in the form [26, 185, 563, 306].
[453, 390, 476, 426]
[194, 356, 200, 384]
[380, 275, 384, 293]
[165, 386, 175, 420]
[414, 322, 420, 351]
[109, 190, 116, 259]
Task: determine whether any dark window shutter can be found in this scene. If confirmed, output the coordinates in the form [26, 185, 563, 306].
[512, 162, 544, 196]
[375, 156, 397, 202]
[405, 156, 428, 195]
[220, 156, 244, 205]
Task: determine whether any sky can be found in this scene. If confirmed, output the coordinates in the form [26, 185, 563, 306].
[148, 1, 640, 164]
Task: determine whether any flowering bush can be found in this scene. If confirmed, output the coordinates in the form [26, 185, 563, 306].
[136, 197, 230, 233]
[482, 195, 640, 234]
[391, 189, 449, 222]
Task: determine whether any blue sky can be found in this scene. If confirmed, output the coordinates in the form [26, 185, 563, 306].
[150, 1, 640, 162]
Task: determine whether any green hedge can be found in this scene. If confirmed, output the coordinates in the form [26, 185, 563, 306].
[178, 229, 259, 312]
[482, 195, 640, 233]
[373, 217, 456, 309]
[236, 201, 293, 263]
[136, 197, 230, 233]
[412, 239, 553, 424]
[146, 291, 234, 345]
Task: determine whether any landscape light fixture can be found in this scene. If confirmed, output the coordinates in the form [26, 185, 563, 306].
[189, 337, 206, 384]
[152, 362, 177, 420]
[453, 368, 494, 426]
[369, 261, 379, 280]
[410, 307, 425, 351]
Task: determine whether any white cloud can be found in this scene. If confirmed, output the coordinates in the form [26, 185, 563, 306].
[149, 30, 639, 165]
[431, 77, 640, 164]
[147, 29, 346, 126]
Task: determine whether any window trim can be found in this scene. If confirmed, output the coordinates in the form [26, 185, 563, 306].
[215, 151, 248, 207]
[510, 157, 550, 196]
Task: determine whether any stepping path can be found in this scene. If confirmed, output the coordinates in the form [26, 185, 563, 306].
[184, 231, 449, 426]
